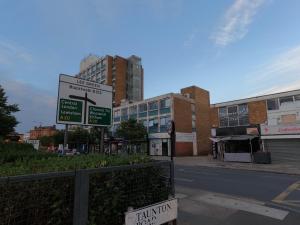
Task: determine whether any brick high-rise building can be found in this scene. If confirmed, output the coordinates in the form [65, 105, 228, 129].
[112, 86, 211, 156]
[75, 54, 144, 106]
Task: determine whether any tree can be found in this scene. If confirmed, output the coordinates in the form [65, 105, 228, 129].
[116, 119, 147, 141]
[0, 85, 20, 138]
[39, 136, 53, 147]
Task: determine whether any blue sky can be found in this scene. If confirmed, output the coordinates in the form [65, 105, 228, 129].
[1, 0, 300, 133]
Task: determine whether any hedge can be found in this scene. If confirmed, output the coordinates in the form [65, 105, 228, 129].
[0, 144, 171, 225]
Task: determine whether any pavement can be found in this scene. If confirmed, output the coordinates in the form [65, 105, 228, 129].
[174, 164, 300, 225]
[173, 156, 300, 175]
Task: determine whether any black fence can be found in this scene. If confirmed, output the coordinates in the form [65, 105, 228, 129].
[0, 161, 173, 225]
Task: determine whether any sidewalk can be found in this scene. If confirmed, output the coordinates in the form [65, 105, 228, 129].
[173, 156, 300, 175]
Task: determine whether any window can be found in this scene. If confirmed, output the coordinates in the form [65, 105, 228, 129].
[160, 98, 171, 108]
[160, 116, 171, 132]
[192, 120, 196, 132]
[129, 105, 137, 119]
[219, 104, 249, 127]
[114, 110, 120, 122]
[219, 107, 228, 127]
[280, 96, 294, 105]
[138, 103, 147, 118]
[228, 106, 238, 127]
[121, 108, 128, 121]
[129, 105, 137, 115]
[160, 98, 171, 114]
[295, 95, 300, 101]
[149, 101, 158, 110]
[267, 99, 279, 110]
[139, 119, 148, 128]
[149, 118, 158, 133]
[238, 104, 249, 126]
[148, 101, 158, 116]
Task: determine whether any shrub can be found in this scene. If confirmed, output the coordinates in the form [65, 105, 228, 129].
[0, 151, 171, 225]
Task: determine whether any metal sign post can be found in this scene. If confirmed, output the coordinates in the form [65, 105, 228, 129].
[168, 120, 176, 197]
[56, 74, 112, 127]
[56, 74, 113, 153]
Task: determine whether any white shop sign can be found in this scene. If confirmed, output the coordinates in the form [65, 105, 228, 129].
[125, 199, 178, 225]
[26, 139, 40, 150]
[176, 132, 195, 142]
[261, 124, 300, 135]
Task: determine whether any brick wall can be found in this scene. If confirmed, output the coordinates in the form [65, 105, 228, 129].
[114, 56, 127, 106]
[175, 142, 193, 156]
[210, 107, 219, 128]
[173, 96, 192, 133]
[248, 100, 267, 125]
[181, 86, 211, 155]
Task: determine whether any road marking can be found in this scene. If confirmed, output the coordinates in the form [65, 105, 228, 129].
[272, 181, 300, 204]
[176, 193, 187, 199]
[176, 169, 219, 176]
[175, 178, 194, 183]
[195, 194, 289, 220]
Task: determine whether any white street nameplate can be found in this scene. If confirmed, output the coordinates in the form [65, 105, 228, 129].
[125, 198, 178, 225]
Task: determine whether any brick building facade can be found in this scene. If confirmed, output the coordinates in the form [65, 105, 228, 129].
[29, 125, 57, 140]
[112, 86, 211, 156]
[76, 55, 144, 106]
[210, 89, 300, 163]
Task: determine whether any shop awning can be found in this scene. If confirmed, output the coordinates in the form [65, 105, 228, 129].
[210, 135, 257, 142]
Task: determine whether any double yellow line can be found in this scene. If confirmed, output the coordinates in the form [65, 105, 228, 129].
[273, 181, 300, 207]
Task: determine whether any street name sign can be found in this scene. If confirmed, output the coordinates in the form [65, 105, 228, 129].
[125, 198, 177, 225]
[56, 74, 112, 126]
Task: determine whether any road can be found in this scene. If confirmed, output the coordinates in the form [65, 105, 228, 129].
[174, 164, 300, 225]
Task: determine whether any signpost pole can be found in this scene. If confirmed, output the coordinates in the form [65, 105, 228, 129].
[170, 120, 176, 197]
[100, 127, 104, 154]
[64, 124, 69, 151]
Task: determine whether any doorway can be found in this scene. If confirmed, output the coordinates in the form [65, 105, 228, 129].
[162, 139, 168, 156]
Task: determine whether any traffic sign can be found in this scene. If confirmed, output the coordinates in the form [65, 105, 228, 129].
[56, 74, 112, 126]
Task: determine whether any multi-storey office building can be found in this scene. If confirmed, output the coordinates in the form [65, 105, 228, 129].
[210, 89, 300, 163]
[112, 86, 211, 156]
[75, 54, 144, 106]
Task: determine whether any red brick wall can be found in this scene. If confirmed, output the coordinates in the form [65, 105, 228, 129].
[114, 56, 127, 106]
[181, 86, 211, 155]
[175, 142, 193, 156]
[173, 97, 192, 133]
[248, 100, 267, 125]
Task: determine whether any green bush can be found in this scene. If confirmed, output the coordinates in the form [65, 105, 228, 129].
[0, 146, 171, 225]
[0, 142, 55, 166]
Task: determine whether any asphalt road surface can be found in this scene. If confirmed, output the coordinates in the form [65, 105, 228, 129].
[174, 165, 300, 225]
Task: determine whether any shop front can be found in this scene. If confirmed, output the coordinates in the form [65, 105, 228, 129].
[261, 124, 300, 163]
[211, 126, 260, 163]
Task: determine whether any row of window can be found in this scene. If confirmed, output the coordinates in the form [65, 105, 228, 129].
[219, 104, 249, 127]
[113, 116, 171, 133]
[267, 95, 300, 110]
[114, 98, 171, 121]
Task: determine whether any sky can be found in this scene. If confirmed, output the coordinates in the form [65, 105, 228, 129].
[1, 0, 300, 133]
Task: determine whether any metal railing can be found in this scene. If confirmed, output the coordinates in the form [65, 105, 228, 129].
[0, 160, 173, 225]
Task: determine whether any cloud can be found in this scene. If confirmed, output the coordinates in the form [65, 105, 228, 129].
[2, 79, 57, 133]
[184, 29, 198, 47]
[0, 39, 33, 65]
[245, 45, 300, 97]
[211, 0, 266, 47]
